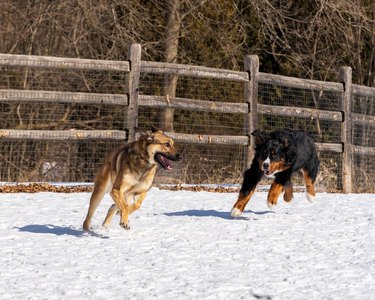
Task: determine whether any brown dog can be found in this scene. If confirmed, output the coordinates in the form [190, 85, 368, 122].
[83, 127, 181, 231]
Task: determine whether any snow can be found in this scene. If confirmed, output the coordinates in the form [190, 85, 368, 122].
[0, 188, 374, 300]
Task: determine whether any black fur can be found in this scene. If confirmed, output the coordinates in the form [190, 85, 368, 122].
[240, 129, 319, 197]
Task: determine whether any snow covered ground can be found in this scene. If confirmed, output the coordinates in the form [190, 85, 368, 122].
[0, 188, 374, 300]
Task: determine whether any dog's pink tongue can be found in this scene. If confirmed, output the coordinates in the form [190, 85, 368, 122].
[161, 156, 173, 171]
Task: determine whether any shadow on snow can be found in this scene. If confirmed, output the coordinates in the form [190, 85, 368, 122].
[15, 224, 108, 239]
[164, 209, 274, 220]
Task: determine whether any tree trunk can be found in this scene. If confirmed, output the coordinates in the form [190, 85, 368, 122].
[159, 0, 181, 132]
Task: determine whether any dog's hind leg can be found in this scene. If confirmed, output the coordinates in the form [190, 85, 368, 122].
[83, 165, 112, 231]
[302, 168, 316, 202]
[102, 204, 118, 229]
[83, 179, 111, 231]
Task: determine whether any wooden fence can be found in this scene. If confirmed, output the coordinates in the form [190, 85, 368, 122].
[1, 43, 375, 192]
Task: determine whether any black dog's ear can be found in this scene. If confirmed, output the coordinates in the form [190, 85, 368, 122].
[270, 130, 291, 149]
[251, 129, 268, 145]
[281, 137, 289, 148]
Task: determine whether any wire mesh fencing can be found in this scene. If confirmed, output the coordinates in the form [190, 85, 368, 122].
[1, 48, 375, 193]
[0, 65, 128, 182]
[352, 92, 375, 192]
[138, 72, 247, 185]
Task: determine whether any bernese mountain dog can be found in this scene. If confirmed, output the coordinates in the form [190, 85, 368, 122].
[231, 129, 320, 217]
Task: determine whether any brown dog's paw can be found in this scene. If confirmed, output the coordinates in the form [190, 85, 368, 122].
[119, 221, 130, 230]
[82, 221, 90, 231]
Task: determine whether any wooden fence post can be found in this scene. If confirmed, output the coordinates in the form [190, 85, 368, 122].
[126, 43, 142, 142]
[244, 55, 259, 169]
[339, 66, 353, 193]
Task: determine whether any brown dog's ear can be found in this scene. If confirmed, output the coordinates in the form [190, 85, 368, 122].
[135, 127, 154, 143]
[151, 125, 163, 133]
[251, 129, 268, 145]
[135, 127, 149, 135]
[145, 135, 154, 143]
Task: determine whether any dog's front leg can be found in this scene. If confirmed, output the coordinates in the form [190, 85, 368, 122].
[231, 190, 256, 218]
[110, 187, 131, 230]
[119, 204, 131, 230]
[283, 180, 294, 202]
[126, 166, 155, 216]
[231, 161, 263, 218]
[129, 192, 147, 215]
[267, 181, 284, 209]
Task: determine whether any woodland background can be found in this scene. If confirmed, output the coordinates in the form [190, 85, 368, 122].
[1, 0, 374, 86]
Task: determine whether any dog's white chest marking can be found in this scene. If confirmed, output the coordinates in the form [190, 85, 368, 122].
[265, 173, 275, 178]
[263, 157, 275, 178]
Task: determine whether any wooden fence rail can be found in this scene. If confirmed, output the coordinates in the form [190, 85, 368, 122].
[257, 72, 344, 92]
[140, 61, 248, 82]
[1, 43, 375, 192]
[0, 129, 126, 141]
[257, 104, 343, 122]
[0, 90, 128, 105]
[138, 95, 248, 114]
[0, 53, 130, 71]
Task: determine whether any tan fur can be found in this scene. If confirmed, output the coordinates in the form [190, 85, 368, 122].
[302, 168, 316, 198]
[258, 158, 289, 175]
[267, 181, 284, 207]
[232, 189, 256, 213]
[283, 181, 294, 202]
[83, 128, 180, 231]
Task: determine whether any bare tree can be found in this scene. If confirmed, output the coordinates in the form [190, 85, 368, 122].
[249, 0, 375, 85]
[159, 0, 211, 132]
[159, 0, 181, 132]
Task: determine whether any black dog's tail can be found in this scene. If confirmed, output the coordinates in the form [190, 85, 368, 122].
[309, 152, 320, 182]
[304, 142, 320, 183]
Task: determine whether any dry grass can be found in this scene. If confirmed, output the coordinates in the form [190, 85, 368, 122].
[0, 183, 93, 193]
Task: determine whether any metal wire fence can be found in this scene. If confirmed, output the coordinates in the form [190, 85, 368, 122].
[0, 47, 375, 193]
[0, 65, 127, 182]
[138, 72, 246, 184]
[352, 92, 375, 192]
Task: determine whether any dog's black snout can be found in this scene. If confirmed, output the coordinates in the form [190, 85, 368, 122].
[175, 153, 183, 161]
[263, 162, 270, 170]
